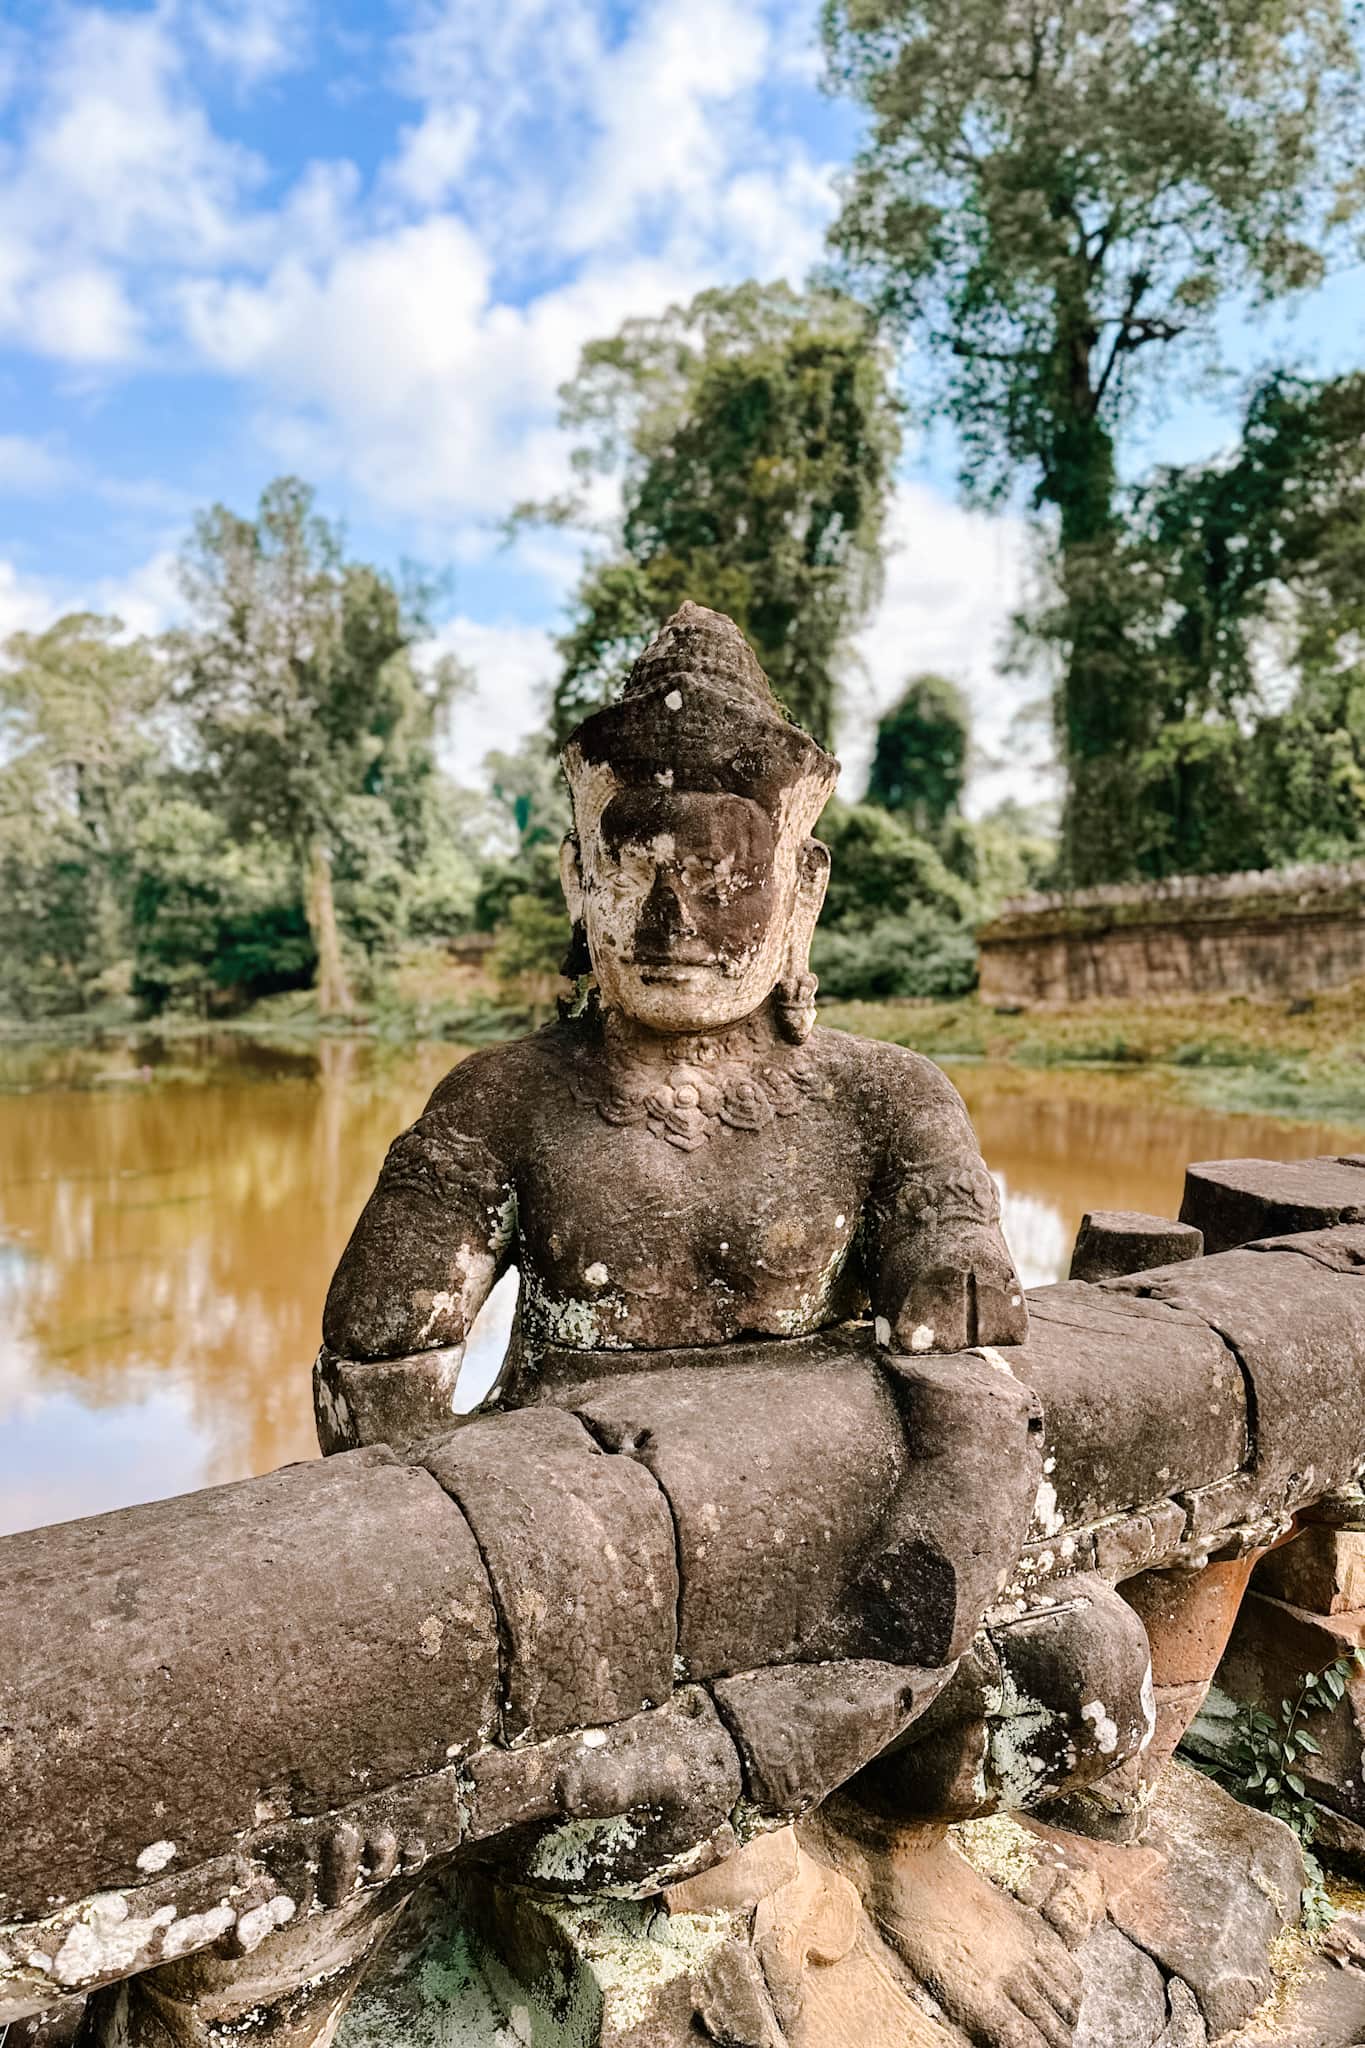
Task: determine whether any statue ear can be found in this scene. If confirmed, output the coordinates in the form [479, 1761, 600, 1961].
[775, 839, 830, 1044]
[796, 837, 831, 924]
[559, 835, 585, 923]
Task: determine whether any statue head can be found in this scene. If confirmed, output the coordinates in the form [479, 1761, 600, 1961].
[560, 603, 839, 1039]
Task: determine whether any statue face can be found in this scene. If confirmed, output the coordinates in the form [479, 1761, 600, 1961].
[572, 786, 794, 1032]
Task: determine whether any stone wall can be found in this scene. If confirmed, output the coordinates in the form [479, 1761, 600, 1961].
[977, 860, 1365, 1007]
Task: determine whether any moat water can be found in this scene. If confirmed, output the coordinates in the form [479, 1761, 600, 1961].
[2, 1032, 1361, 1537]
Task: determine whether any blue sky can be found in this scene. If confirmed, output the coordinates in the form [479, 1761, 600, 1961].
[1, 0, 1360, 804]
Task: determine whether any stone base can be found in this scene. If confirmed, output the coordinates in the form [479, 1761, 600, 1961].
[333, 1768, 1365, 2048]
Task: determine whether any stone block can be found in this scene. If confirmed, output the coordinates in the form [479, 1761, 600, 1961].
[0, 1449, 498, 1924]
[1179, 1157, 1365, 1255]
[1103, 1249, 1365, 1503]
[1121, 1553, 1262, 1690]
[1069, 1211, 1202, 1284]
[1255, 1525, 1365, 1615]
[1092, 1499, 1189, 1579]
[1073, 1921, 1168, 2048]
[419, 1404, 678, 1742]
[710, 1661, 946, 1820]
[1248, 1221, 1365, 1274]
[1014, 1283, 1246, 1532]
[568, 1351, 909, 1678]
[1218, 1933, 1365, 2047]
[1213, 1591, 1365, 1824]
[1100, 1764, 1303, 2039]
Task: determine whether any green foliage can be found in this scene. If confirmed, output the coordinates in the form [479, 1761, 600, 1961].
[1026, 372, 1365, 878]
[526, 282, 902, 746]
[867, 673, 971, 840]
[1205, 1649, 1365, 1933]
[128, 799, 314, 1014]
[0, 485, 486, 1022]
[813, 799, 980, 999]
[0, 616, 165, 1017]
[947, 800, 1058, 913]
[169, 477, 470, 1009]
[823, 0, 1365, 880]
[489, 890, 572, 994]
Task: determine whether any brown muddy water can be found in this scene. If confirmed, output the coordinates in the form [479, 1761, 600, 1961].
[2, 1033, 1361, 1537]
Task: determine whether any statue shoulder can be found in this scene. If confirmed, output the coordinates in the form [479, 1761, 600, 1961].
[808, 1030, 981, 1172]
[420, 1023, 572, 1142]
[807, 1027, 968, 1118]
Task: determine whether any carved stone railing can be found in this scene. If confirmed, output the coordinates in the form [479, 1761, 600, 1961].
[5, 1154, 1365, 2044]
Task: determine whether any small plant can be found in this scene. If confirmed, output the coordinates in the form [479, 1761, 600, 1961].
[1210, 1648, 1365, 1934]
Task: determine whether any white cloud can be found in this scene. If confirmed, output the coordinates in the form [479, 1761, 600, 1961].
[384, 107, 480, 210]
[95, 549, 183, 638]
[189, 0, 310, 85]
[16, 10, 263, 267]
[431, 616, 557, 779]
[845, 482, 1055, 815]
[26, 265, 143, 365]
[0, 0, 838, 566]
[180, 226, 723, 516]
[0, 560, 59, 643]
[0, 437, 78, 495]
[553, 0, 769, 256]
[0, 547, 181, 647]
[0, 5, 278, 365]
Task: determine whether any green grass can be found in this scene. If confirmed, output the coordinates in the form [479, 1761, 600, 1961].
[820, 986, 1365, 1132]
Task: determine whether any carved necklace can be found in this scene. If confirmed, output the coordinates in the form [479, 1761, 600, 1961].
[567, 1014, 830, 1153]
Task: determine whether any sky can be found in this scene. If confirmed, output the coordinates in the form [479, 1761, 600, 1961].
[1, 0, 1361, 810]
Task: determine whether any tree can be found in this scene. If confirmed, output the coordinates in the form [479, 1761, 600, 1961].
[170, 479, 466, 1014]
[867, 673, 971, 839]
[525, 282, 903, 746]
[823, 0, 1365, 880]
[128, 798, 314, 1014]
[0, 615, 164, 1014]
[812, 798, 982, 998]
[1083, 371, 1365, 875]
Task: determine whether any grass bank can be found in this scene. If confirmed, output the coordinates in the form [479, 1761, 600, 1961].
[823, 984, 1365, 1131]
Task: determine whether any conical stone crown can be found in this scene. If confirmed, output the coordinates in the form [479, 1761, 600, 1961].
[562, 601, 838, 824]
[621, 601, 779, 716]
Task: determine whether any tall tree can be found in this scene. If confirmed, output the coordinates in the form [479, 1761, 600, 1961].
[867, 672, 971, 839]
[823, 0, 1365, 880]
[525, 282, 902, 746]
[1118, 371, 1365, 873]
[0, 615, 164, 1013]
[171, 479, 464, 1014]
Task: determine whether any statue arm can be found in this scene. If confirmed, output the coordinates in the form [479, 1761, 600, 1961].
[865, 1053, 1028, 1355]
[317, 1095, 517, 1452]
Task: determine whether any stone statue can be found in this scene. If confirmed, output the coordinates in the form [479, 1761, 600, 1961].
[314, 605, 1147, 2047]
[320, 601, 1026, 1408]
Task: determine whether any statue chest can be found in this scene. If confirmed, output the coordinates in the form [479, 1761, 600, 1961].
[512, 1101, 871, 1347]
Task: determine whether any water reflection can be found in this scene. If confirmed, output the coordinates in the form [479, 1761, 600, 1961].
[1, 1036, 1359, 1535]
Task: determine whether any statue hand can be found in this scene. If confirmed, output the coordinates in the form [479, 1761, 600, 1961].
[879, 1252, 1027, 1356]
[313, 1344, 467, 1456]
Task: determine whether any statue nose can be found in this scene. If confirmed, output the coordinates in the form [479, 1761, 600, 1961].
[635, 868, 699, 951]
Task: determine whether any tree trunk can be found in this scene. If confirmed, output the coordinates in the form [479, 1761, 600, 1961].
[306, 836, 354, 1018]
[1050, 408, 1144, 887]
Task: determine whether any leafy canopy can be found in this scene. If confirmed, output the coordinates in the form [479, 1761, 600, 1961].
[824, 0, 1365, 521]
[867, 672, 971, 838]
[171, 477, 466, 853]
[524, 281, 903, 747]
